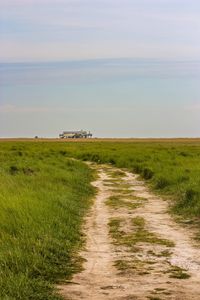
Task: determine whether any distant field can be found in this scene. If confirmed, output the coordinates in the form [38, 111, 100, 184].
[0, 139, 200, 299]
[1, 138, 200, 143]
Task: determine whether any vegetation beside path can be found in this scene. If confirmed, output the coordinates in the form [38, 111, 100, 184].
[1, 139, 200, 299]
[0, 143, 94, 299]
[66, 140, 200, 220]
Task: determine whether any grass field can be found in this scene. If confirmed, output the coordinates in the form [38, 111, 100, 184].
[66, 139, 200, 219]
[2, 139, 200, 218]
[0, 142, 94, 299]
[0, 139, 200, 299]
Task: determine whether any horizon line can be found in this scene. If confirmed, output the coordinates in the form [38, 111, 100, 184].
[1, 57, 200, 65]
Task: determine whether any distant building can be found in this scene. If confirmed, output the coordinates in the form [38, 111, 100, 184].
[59, 130, 92, 139]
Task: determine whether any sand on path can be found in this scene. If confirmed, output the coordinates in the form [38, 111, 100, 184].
[59, 164, 200, 300]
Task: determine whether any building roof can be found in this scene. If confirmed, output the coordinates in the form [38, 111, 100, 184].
[62, 131, 87, 134]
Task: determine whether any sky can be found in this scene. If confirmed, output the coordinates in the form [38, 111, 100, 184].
[0, 0, 200, 137]
[1, 0, 200, 62]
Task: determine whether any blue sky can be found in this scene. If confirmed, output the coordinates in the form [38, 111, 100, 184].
[1, 0, 200, 62]
[0, 0, 200, 137]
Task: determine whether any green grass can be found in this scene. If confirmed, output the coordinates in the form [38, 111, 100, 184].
[50, 139, 200, 219]
[0, 139, 200, 297]
[0, 143, 94, 299]
[5, 140, 200, 220]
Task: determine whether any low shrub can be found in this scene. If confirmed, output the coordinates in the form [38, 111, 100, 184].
[133, 164, 143, 174]
[174, 188, 200, 215]
[142, 168, 154, 180]
[109, 158, 116, 164]
[184, 188, 198, 203]
[9, 165, 19, 175]
[155, 176, 170, 189]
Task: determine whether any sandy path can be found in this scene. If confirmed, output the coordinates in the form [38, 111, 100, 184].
[59, 164, 200, 300]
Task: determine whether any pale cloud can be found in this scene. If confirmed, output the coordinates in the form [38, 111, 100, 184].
[0, 0, 63, 7]
[184, 103, 200, 111]
[1, 39, 200, 62]
[0, 104, 79, 114]
[0, 104, 132, 114]
[1, 0, 200, 62]
[0, 104, 55, 113]
[0, 105, 15, 113]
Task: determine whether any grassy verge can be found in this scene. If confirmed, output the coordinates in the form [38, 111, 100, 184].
[52, 139, 200, 220]
[2, 140, 200, 218]
[0, 143, 94, 299]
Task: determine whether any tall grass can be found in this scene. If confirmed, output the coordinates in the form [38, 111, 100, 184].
[0, 143, 94, 299]
[2, 140, 200, 219]
[1, 139, 200, 298]
[55, 139, 200, 218]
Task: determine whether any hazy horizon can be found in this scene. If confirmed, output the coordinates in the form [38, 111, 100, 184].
[1, 58, 199, 138]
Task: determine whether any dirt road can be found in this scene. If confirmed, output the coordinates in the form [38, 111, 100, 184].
[59, 164, 200, 300]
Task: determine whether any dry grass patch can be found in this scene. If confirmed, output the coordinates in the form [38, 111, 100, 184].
[165, 265, 190, 279]
[114, 259, 152, 275]
[108, 217, 175, 249]
[106, 195, 143, 210]
[110, 188, 133, 195]
[107, 170, 126, 178]
[147, 250, 172, 258]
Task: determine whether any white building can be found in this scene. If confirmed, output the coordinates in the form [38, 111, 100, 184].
[59, 130, 92, 139]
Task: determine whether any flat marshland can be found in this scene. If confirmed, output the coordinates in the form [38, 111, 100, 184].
[0, 139, 200, 299]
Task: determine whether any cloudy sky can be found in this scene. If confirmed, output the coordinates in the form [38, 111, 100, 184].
[0, 0, 200, 137]
[1, 0, 200, 62]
